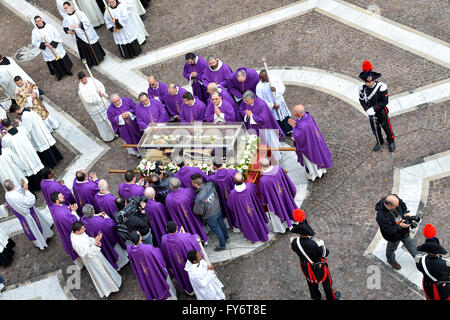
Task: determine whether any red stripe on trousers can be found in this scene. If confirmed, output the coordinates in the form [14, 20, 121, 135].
[385, 106, 395, 141]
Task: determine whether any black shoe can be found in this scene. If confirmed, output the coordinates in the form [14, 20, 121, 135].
[373, 143, 381, 151]
[67, 71, 73, 76]
[389, 142, 395, 152]
[334, 291, 341, 300]
[213, 246, 226, 252]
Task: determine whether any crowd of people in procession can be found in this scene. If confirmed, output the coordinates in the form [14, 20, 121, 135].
[0, 0, 448, 301]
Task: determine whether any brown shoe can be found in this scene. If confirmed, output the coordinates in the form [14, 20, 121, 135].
[389, 261, 401, 270]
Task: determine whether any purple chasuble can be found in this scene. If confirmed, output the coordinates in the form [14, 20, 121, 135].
[144, 200, 170, 247]
[81, 215, 125, 269]
[174, 166, 207, 190]
[147, 81, 169, 106]
[135, 99, 170, 132]
[49, 204, 79, 261]
[7, 204, 42, 242]
[240, 96, 285, 141]
[179, 98, 207, 123]
[293, 112, 333, 169]
[204, 99, 237, 123]
[227, 67, 260, 100]
[202, 60, 233, 88]
[165, 86, 187, 117]
[160, 232, 202, 293]
[72, 178, 100, 213]
[107, 97, 142, 151]
[183, 55, 209, 103]
[258, 165, 297, 227]
[227, 183, 270, 242]
[118, 182, 145, 201]
[165, 188, 208, 242]
[207, 85, 242, 121]
[40, 179, 76, 209]
[94, 192, 118, 219]
[207, 168, 238, 228]
[127, 243, 171, 300]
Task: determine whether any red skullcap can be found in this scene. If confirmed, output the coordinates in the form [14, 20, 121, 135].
[423, 224, 436, 239]
[362, 60, 373, 72]
[293, 209, 306, 222]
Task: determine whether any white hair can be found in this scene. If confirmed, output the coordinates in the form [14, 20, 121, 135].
[98, 179, 108, 192]
[144, 187, 156, 200]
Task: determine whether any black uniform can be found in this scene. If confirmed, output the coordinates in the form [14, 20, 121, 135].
[290, 235, 338, 300]
[358, 81, 395, 145]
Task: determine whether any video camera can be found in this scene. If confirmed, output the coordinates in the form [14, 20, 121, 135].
[404, 215, 421, 229]
[114, 196, 147, 240]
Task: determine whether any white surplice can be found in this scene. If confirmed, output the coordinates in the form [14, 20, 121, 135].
[184, 259, 225, 300]
[0, 148, 28, 189]
[104, 2, 139, 45]
[78, 77, 115, 141]
[1, 127, 44, 176]
[70, 231, 122, 298]
[302, 154, 326, 181]
[31, 23, 68, 62]
[78, 0, 105, 27]
[19, 109, 56, 152]
[121, 0, 148, 44]
[63, 10, 100, 44]
[56, 0, 68, 18]
[5, 186, 54, 250]
[256, 76, 291, 122]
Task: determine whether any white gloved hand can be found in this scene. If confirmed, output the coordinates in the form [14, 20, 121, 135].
[365, 107, 375, 116]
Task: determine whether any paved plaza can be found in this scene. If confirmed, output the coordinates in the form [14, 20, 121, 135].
[0, 0, 448, 300]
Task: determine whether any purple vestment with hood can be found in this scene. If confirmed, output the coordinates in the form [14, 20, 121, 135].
[118, 182, 145, 201]
[147, 81, 169, 106]
[174, 166, 207, 190]
[144, 199, 170, 247]
[94, 192, 118, 219]
[202, 59, 233, 88]
[183, 55, 208, 104]
[179, 97, 207, 123]
[207, 168, 238, 228]
[49, 204, 79, 261]
[165, 85, 186, 117]
[72, 177, 100, 213]
[135, 98, 169, 132]
[227, 67, 260, 100]
[40, 179, 76, 209]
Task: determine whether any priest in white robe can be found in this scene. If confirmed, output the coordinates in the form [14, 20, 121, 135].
[1, 118, 44, 191]
[121, 0, 148, 44]
[70, 221, 122, 298]
[184, 250, 226, 300]
[56, 0, 69, 18]
[256, 69, 293, 136]
[4, 180, 54, 250]
[0, 147, 28, 190]
[10, 103, 63, 169]
[31, 16, 74, 81]
[62, 2, 106, 67]
[104, 0, 143, 59]
[78, 72, 115, 141]
[78, 0, 105, 27]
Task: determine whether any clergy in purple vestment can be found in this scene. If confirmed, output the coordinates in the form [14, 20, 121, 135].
[72, 170, 100, 214]
[227, 67, 260, 101]
[202, 56, 233, 89]
[208, 160, 239, 230]
[147, 76, 169, 106]
[144, 187, 170, 247]
[127, 231, 177, 300]
[289, 105, 332, 180]
[240, 91, 285, 143]
[118, 169, 146, 201]
[107, 94, 142, 156]
[81, 204, 128, 270]
[49, 192, 80, 262]
[227, 172, 270, 243]
[160, 221, 202, 294]
[135, 92, 169, 132]
[204, 91, 237, 123]
[165, 84, 187, 119]
[40, 167, 76, 209]
[165, 178, 208, 242]
[173, 158, 207, 190]
[183, 52, 208, 104]
[95, 179, 118, 219]
[179, 92, 207, 123]
[207, 83, 242, 122]
[257, 159, 297, 232]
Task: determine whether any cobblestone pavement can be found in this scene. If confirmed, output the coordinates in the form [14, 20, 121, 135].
[142, 12, 450, 96]
[345, 0, 450, 43]
[0, 1, 448, 300]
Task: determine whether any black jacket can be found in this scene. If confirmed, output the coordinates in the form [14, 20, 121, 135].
[415, 254, 450, 284]
[193, 182, 221, 220]
[358, 81, 389, 113]
[375, 197, 409, 242]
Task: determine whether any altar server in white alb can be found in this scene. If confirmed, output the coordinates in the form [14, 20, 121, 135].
[1, 118, 44, 191]
[121, 0, 148, 44]
[62, 2, 106, 67]
[70, 221, 122, 298]
[184, 250, 226, 300]
[56, 0, 69, 19]
[104, 0, 143, 59]
[256, 69, 293, 136]
[78, 71, 115, 141]
[32, 16, 74, 81]
[4, 179, 54, 250]
[9, 103, 63, 169]
[0, 147, 28, 191]
[78, 0, 105, 27]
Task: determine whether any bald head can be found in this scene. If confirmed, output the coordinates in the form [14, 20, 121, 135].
[98, 179, 108, 192]
[233, 172, 244, 185]
[293, 104, 305, 118]
[148, 76, 158, 88]
[144, 187, 156, 200]
[384, 194, 399, 209]
[259, 157, 270, 169]
[207, 82, 219, 94]
[167, 83, 178, 95]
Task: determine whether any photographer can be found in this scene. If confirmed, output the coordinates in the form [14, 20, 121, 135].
[114, 196, 153, 245]
[149, 162, 173, 204]
[375, 194, 418, 270]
